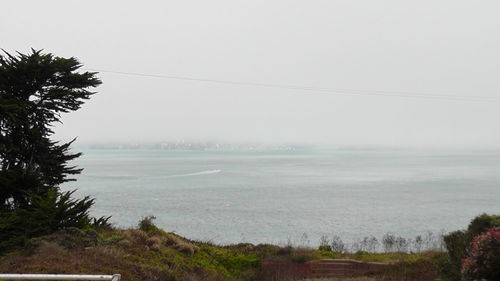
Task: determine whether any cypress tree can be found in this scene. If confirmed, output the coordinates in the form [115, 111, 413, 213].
[0, 49, 103, 253]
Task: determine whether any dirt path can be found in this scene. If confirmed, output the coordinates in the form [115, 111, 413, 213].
[303, 277, 376, 281]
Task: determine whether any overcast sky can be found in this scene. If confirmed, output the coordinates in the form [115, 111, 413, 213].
[3, 0, 500, 148]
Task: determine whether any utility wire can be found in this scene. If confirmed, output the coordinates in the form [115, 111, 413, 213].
[84, 68, 500, 102]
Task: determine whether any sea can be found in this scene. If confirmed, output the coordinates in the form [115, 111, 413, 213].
[63, 148, 500, 247]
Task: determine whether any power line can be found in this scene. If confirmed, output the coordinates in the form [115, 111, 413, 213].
[84, 68, 500, 102]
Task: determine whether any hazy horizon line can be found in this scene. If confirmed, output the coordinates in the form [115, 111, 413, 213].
[67, 139, 500, 151]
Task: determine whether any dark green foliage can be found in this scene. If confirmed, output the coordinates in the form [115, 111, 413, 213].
[92, 215, 113, 229]
[466, 213, 500, 239]
[443, 230, 467, 281]
[442, 213, 500, 281]
[0, 189, 96, 253]
[0, 49, 100, 207]
[139, 215, 161, 233]
[431, 251, 460, 281]
[0, 49, 102, 254]
[461, 228, 500, 281]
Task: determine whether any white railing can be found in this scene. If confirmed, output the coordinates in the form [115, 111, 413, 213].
[0, 274, 120, 281]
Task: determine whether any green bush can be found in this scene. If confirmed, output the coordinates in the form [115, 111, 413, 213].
[430, 251, 459, 281]
[467, 214, 500, 235]
[443, 230, 467, 281]
[0, 189, 96, 253]
[138, 216, 160, 233]
[461, 228, 500, 281]
[443, 214, 500, 281]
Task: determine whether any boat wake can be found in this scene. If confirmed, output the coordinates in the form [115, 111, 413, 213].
[164, 169, 222, 178]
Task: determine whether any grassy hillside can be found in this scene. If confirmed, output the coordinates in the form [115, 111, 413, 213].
[0, 218, 446, 281]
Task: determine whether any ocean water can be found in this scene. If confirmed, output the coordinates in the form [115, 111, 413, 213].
[64, 148, 500, 246]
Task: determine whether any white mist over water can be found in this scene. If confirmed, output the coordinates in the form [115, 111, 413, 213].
[64, 148, 500, 246]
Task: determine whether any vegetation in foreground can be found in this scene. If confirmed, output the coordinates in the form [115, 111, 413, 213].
[0, 216, 445, 281]
[1, 214, 499, 281]
[0, 49, 106, 253]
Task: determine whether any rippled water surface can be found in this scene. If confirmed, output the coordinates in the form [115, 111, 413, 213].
[65, 149, 500, 245]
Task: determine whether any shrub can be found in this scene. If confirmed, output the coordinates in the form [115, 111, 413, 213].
[467, 214, 500, 237]
[330, 235, 347, 254]
[443, 214, 500, 281]
[362, 236, 380, 253]
[461, 228, 500, 281]
[382, 233, 396, 253]
[92, 216, 113, 229]
[431, 251, 459, 281]
[443, 230, 467, 280]
[101, 234, 125, 245]
[413, 235, 423, 253]
[0, 190, 97, 253]
[139, 215, 160, 233]
[318, 235, 331, 251]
